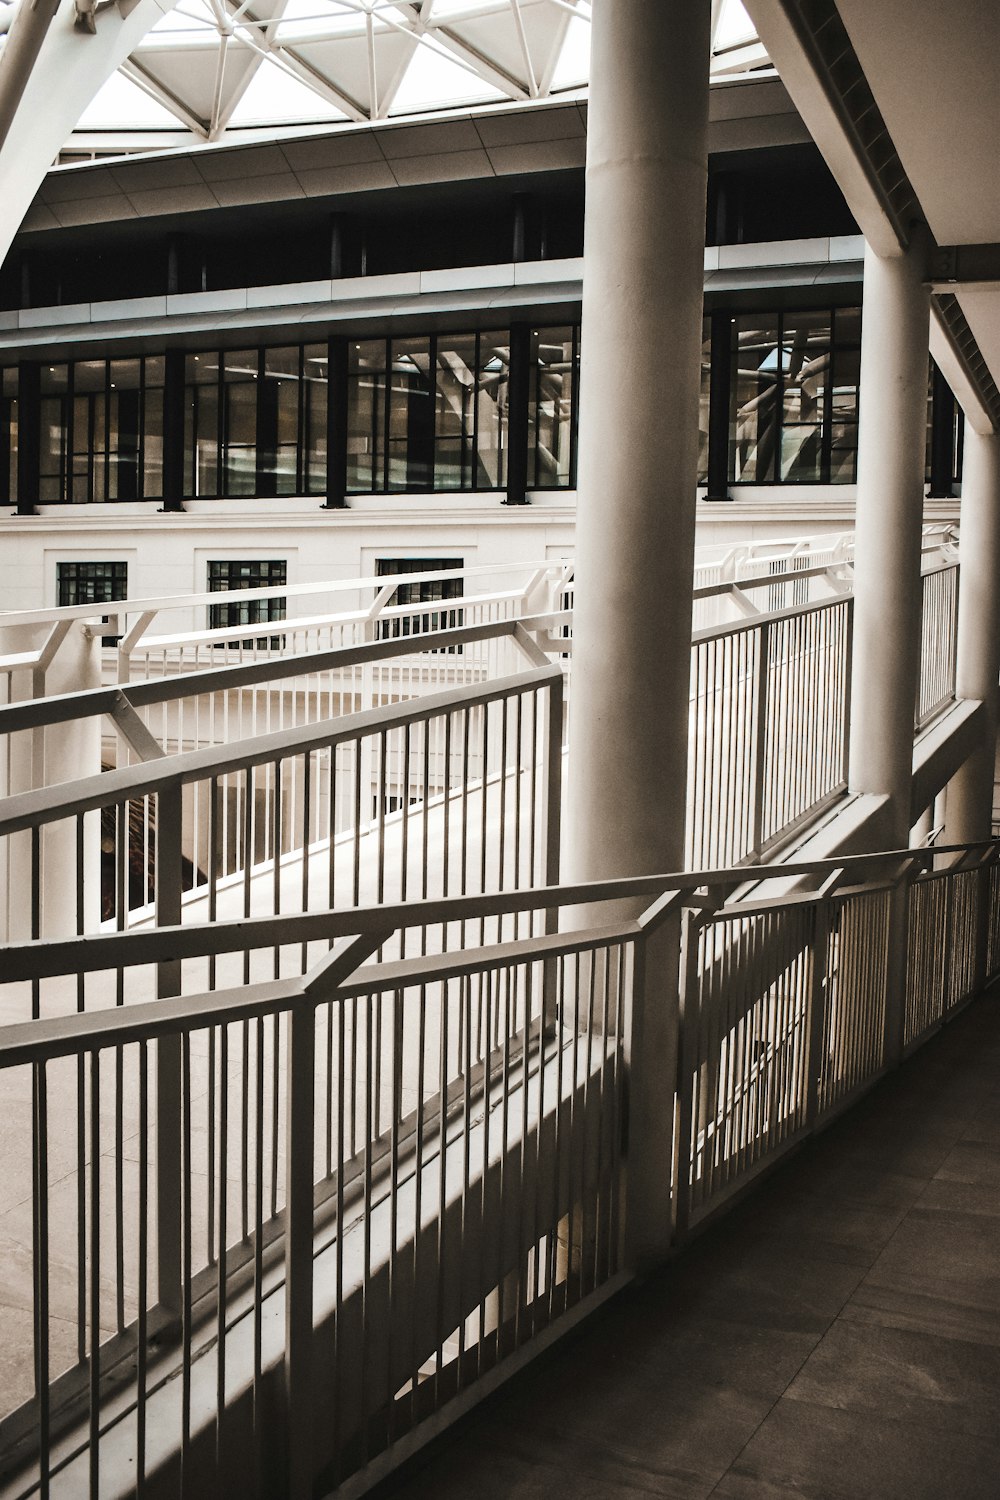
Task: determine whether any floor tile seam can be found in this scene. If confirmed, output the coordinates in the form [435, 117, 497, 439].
[701, 1258, 874, 1499]
[700, 1031, 999, 1498]
[836, 1064, 1000, 1310]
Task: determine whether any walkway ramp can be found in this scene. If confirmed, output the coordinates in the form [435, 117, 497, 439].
[382, 982, 1000, 1500]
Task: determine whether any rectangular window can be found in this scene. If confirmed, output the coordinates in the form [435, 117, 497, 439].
[185, 346, 327, 498]
[376, 558, 463, 647]
[387, 337, 433, 491]
[529, 327, 579, 488]
[57, 560, 128, 644]
[348, 332, 509, 494]
[39, 359, 165, 503]
[207, 559, 287, 648]
[728, 306, 860, 485]
[0, 367, 15, 505]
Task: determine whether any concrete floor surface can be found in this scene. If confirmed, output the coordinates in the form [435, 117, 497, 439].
[381, 986, 1000, 1500]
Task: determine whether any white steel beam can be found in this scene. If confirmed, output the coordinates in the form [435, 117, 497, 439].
[0, 0, 182, 267]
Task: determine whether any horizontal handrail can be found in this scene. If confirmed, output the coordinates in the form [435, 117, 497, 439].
[1, 840, 992, 988]
[0, 559, 550, 632]
[0, 613, 553, 737]
[0, 662, 561, 836]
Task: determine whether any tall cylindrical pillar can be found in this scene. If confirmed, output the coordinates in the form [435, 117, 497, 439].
[945, 427, 1000, 845]
[847, 238, 930, 847]
[567, 0, 711, 887]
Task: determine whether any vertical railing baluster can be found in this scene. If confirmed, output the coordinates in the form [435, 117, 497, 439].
[155, 781, 183, 1319]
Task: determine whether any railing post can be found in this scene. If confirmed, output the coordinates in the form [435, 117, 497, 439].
[883, 864, 914, 1069]
[619, 894, 684, 1269]
[284, 993, 316, 1500]
[804, 898, 830, 1128]
[669, 906, 699, 1246]
[751, 620, 770, 857]
[155, 781, 184, 1318]
[841, 597, 854, 787]
[973, 854, 991, 997]
[287, 933, 386, 1495]
[542, 671, 564, 1031]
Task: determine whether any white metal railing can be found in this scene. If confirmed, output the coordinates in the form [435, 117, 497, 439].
[0, 652, 563, 951]
[916, 560, 960, 729]
[0, 839, 996, 1496]
[0, 539, 963, 945]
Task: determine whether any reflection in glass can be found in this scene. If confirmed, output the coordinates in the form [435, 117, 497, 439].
[698, 317, 711, 484]
[730, 316, 780, 482]
[780, 313, 829, 482]
[347, 340, 385, 492]
[727, 306, 861, 485]
[302, 345, 327, 494]
[388, 337, 432, 490]
[223, 351, 257, 497]
[530, 327, 577, 488]
[433, 331, 509, 490]
[1, 367, 16, 504]
[40, 364, 69, 502]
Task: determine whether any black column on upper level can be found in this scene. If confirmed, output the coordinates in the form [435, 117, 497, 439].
[330, 214, 347, 279]
[928, 359, 956, 499]
[505, 322, 532, 506]
[160, 349, 186, 511]
[323, 335, 349, 509]
[706, 308, 733, 501]
[16, 361, 39, 515]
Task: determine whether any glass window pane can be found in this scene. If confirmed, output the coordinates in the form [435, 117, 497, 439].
[476, 331, 508, 489]
[208, 559, 287, 648]
[698, 317, 711, 485]
[347, 340, 384, 492]
[1, 368, 16, 504]
[729, 317, 780, 483]
[185, 352, 219, 497]
[39, 393, 66, 502]
[303, 345, 327, 494]
[530, 327, 576, 488]
[144, 388, 163, 498]
[223, 350, 257, 496]
[57, 560, 127, 644]
[435, 333, 476, 489]
[387, 336, 432, 491]
[109, 360, 141, 501]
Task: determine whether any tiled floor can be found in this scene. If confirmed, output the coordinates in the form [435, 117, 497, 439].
[380, 988, 1000, 1499]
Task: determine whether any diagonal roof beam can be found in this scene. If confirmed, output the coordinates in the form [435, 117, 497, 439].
[122, 55, 210, 134]
[0, 0, 183, 267]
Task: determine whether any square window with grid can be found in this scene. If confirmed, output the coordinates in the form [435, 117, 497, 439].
[376, 558, 463, 650]
[57, 560, 127, 644]
[208, 559, 286, 648]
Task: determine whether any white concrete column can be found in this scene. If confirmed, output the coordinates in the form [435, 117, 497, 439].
[847, 237, 931, 847]
[945, 427, 1000, 845]
[567, 0, 711, 887]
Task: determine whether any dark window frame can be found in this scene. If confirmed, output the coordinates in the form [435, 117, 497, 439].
[56, 559, 128, 644]
[726, 304, 862, 487]
[375, 557, 464, 651]
[346, 330, 516, 496]
[38, 359, 163, 504]
[184, 346, 328, 501]
[207, 558, 288, 649]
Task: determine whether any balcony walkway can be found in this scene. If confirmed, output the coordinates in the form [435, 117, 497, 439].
[382, 983, 1000, 1500]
